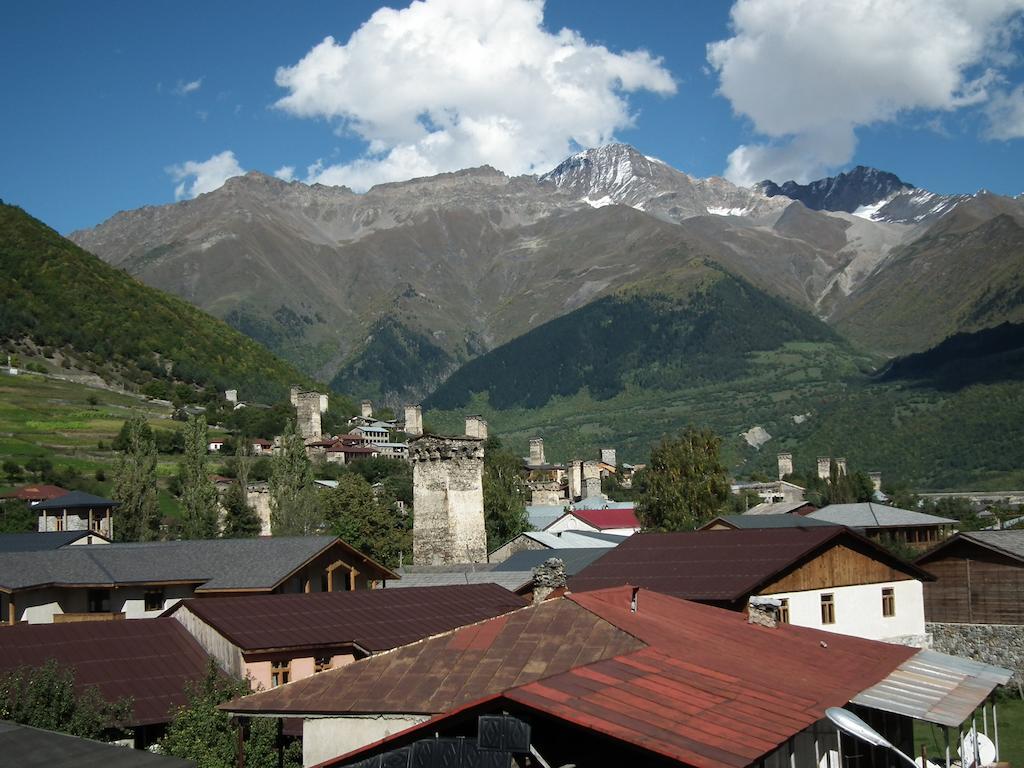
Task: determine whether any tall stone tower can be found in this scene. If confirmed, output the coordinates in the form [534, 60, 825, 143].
[411, 435, 487, 565]
[600, 448, 617, 466]
[777, 452, 793, 480]
[465, 415, 488, 440]
[529, 438, 546, 466]
[404, 405, 423, 437]
[361, 400, 373, 419]
[290, 388, 323, 441]
[817, 456, 831, 481]
[835, 457, 848, 476]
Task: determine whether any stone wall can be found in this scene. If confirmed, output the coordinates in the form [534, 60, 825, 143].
[928, 622, 1024, 688]
[411, 436, 487, 565]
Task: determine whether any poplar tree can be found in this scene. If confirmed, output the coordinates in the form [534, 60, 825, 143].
[180, 415, 219, 539]
[269, 421, 321, 536]
[636, 426, 730, 531]
[112, 415, 160, 541]
[221, 442, 261, 537]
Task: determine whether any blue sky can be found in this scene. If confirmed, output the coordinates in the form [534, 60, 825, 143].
[2, 0, 1023, 233]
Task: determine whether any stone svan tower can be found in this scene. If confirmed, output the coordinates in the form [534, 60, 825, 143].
[777, 452, 793, 480]
[465, 415, 488, 440]
[817, 456, 831, 481]
[529, 437, 546, 466]
[290, 387, 325, 441]
[404, 405, 423, 437]
[361, 400, 373, 419]
[411, 435, 487, 565]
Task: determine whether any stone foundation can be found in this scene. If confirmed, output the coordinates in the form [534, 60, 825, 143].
[927, 622, 1024, 688]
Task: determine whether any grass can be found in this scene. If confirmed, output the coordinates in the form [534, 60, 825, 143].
[913, 697, 1024, 767]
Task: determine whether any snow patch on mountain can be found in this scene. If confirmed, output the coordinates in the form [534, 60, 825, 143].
[707, 205, 751, 217]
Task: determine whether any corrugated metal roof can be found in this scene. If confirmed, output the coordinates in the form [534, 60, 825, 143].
[525, 506, 564, 530]
[569, 528, 933, 603]
[223, 597, 644, 716]
[0, 619, 211, 726]
[520, 530, 624, 549]
[810, 503, 957, 528]
[0, 536, 396, 591]
[0, 720, 195, 767]
[744, 501, 816, 516]
[571, 498, 636, 511]
[170, 584, 525, 653]
[568, 507, 639, 530]
[851, 648, 1012, 727]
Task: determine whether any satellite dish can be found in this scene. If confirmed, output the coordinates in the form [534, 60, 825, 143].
[959, 729, 997, 767]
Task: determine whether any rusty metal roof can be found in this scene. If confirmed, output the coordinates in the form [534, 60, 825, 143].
[310, 587, 919, 768]
[223, 597, 644, 716]
[0, 618, 211, 726]
[169, 583, 526, 653]
[569, 527, 933, 602]
[851, 648, 1013, 727]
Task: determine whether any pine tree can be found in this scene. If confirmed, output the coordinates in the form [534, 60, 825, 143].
[269, 421, 321, 536]
[112, 415, 160, 541]
[636, 426, 730, 531]
[180, 415, 220, 539]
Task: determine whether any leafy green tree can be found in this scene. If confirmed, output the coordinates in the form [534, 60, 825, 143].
[636, 427, 730, 531]
[112, 417, 153, 452]
[0, 500, 36, 533]
[24, 456, 53, 480]
[323, 472, 410, 567]
[0, 659, 132, 740]
[2, 460, 22, 484]
[482, 436, 528, 547]
[179, 415, 220, 539]
[160, 661, 299, 768]
[269, 421, 321, 536]
[112, 415, 160, 541]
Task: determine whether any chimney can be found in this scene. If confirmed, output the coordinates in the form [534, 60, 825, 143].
[361, 400, 373, 419]
[531, 558, 566, 605]
[405, 405, 423, 437]
[868, 471, 882, 493]
[747, 596, 781, 628]
[817, 456, 831, 481]
[465, 415, 488, 440]
[777, 452, 793, 480]
[600, 448, 617, 466]
[529, 437, 545, 466]
[835, 457, 848, 476]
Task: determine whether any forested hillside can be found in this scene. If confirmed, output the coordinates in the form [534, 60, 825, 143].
[0, 204, 314, 402]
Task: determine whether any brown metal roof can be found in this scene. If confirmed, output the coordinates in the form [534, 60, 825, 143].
[0, 618, 211, 726]
[569, 527, 932, 603]
[170, 583, 526, 653]
[224, 597, 644, 716]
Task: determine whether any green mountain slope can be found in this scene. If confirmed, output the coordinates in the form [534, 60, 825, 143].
[0, 204, 313, 402]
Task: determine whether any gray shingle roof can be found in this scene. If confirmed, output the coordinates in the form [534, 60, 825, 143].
[707, 514, 839, 530]
[386, 570, 533, 591]
[32, 490, 119, 510]
[809, 503, 957, 528]
[494, 548, 611, 575]
[0, 531, 110, 552]
[960, 530, 1024, 560]
[744, 501, 814, 516]
[0, 535, 344, 591]
[0, 721, 195, 768]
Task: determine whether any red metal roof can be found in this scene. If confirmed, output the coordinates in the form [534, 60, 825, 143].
[569, 527, 931, 603]
[311, 587, 916, 768]
[0, 618, 211, 726]
[0, 484, 69, 501]
[224, 597, 644, 716]
[568, 507, 639, 530]
[171, 583, 526, 653]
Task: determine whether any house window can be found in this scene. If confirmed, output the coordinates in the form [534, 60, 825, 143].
[314, 656, 332, 673]
[270, 662, 291, 688]
[882, 587, 896, 617]
[54, 517, 64, 532]
[778, 598, 790, 624]
[144, 588, 165, 612]
[87, 589, 111, 613]
[820, 593, 835, 625]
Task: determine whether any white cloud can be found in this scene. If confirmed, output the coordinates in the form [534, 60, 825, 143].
[175, 77, 203, 96]
[273, 0, 675, 189]
[274, 165, 296, 182]
[707, 0, 1024, 185]
[167, 150, 245, 199]
[987, 84, 1024, 139]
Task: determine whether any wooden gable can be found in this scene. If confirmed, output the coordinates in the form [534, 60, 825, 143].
[760, 541, 915, 594]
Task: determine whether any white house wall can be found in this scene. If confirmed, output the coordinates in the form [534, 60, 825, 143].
[762, 580, 926, 643]
[303, 714, 431, 767]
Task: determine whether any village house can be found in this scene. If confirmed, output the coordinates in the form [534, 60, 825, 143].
[0, 618, 211, 748]
[223, 586, 1008, 768]
[487, 528, 625, 563]
[544, 505, 641, 536]
[570, 527, 934, 644]
[731, 478, 807, 504]
[166, 584, 524, 691]
[0, 483, 69, 505]
[32, 490, 117, 538]
[250, 437, 273, 454]
[0, 535, 396, 625]
[207, 437, 226, 452]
